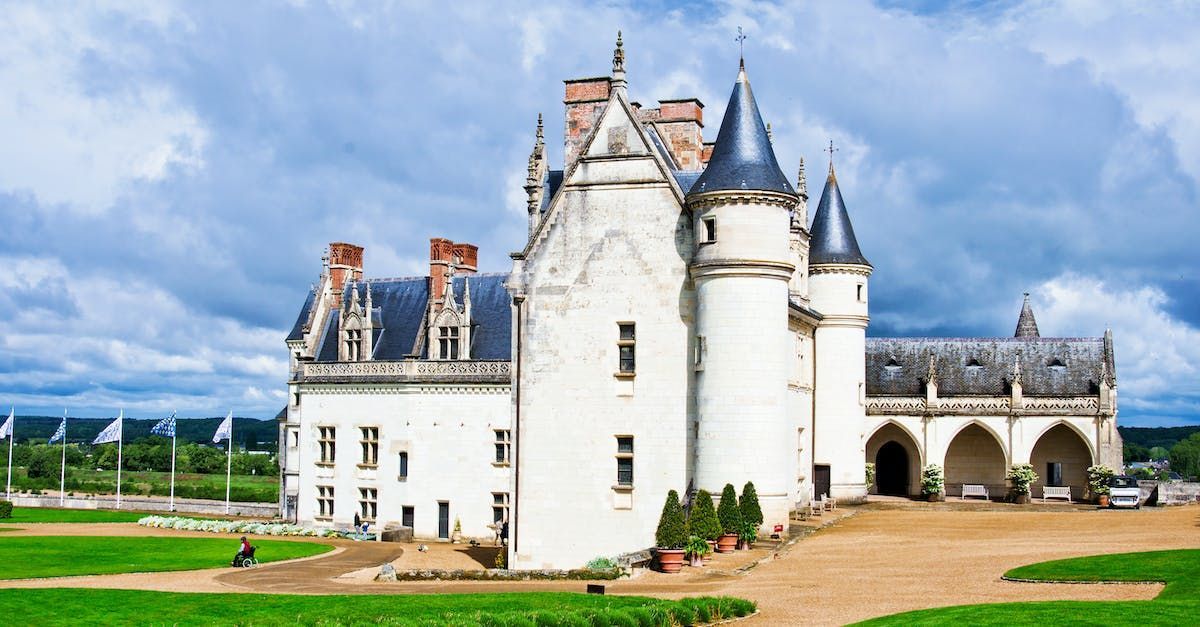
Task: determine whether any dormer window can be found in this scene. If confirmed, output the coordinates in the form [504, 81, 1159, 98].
[1047, 358, 1066, 372]
[344, 328, 363, 361]
[965, 358, 983, 371]
[884, 358, 902, 374]
[438, 326, 460, 360]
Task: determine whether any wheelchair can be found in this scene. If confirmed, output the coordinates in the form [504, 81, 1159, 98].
[233, 545, 258, 568]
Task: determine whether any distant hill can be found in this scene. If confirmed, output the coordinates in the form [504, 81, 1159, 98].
[7, 416, 278, 451]
[1119, 426, 1200, 450]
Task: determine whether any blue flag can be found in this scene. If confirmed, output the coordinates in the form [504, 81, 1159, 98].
[92, 412, 122, 445]
[151, 412, 177, 438]
[48, 416, 66, 444]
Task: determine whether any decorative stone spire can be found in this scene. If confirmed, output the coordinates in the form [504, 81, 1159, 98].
[524, 113, 546, 233]
[1014, 293, 1040, 338]
[797, 157, 808, 201]
[925, 354, 938, 386]
[349, 281, 361, 314]
[610, 31, 626, 94]
[364, 281, 372, 317]
[792, 157, 809, 230]
[766, 122, 773, 143]
[1011, 353, 1022, 387]
[687, 60, 794, 197]
[1102, 328, 1116, 386]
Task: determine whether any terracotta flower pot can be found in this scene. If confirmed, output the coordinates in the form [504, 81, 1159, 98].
[1014, 493, 1030, 505]
[657, 548, 686, 574]
[1098, 494, 1110, 507]
[737, 539, 752, 551]
[703, 541, 716, 561]
[925, 492, 943, 502]
[716, 533, 739, 553]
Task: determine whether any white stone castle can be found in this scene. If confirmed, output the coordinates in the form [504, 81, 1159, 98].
[279, 38, 1123, 569]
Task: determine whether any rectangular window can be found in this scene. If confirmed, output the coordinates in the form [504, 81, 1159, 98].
[398, 451, 409, 480]
[701, 217, 716, 243]
[617, 323, 636, 374]
[438, 326, 460, 360]
[857, 284, 865, 302]
[402, 505, 414, 529]
[318, 426, 336, 464]
[359, 427, 379, 466]
[345, 329, 362, 361]
[694, 335, 705, 366]
[317, 485, 334, 518]
[492, 492, 510, 524]
[616, 436, 634, 486]
[358, 487, 377, 522]
[493, 429, 511, 465]
[1046, 462, 1063, 487]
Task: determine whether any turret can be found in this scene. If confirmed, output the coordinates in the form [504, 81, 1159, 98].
[807, 158, 871, 503]
[688, 60, 797, 532]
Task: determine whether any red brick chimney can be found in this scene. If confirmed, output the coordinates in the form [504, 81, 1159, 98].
[656, 98, 704, 169]
[563, 77, 611, 169]
[430, 238, 478, 302]
[328, 242, 364, 294]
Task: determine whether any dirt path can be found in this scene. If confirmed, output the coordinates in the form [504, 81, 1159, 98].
[2, 504, 1197, 624]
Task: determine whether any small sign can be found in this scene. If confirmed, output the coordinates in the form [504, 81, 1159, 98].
[773, 524, 784, 533]
[587, 584, 606, 595]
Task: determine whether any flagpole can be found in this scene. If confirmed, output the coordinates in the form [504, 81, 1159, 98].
[225, 411, 233, 515]
[59, 411, 67, 507]
[116, 410, 124, 509]
[169, 414, 177, 512]
[5, 407, 13, 501]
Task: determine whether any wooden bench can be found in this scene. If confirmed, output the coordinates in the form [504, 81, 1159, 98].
[1042, 486, 1072, 503]
[960, 484, 989, 500]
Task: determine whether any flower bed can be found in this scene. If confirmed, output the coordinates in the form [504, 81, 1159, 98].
[138, 515, 340, 538]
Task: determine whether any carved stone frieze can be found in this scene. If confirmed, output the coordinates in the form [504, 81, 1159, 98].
[299, 360, 511, 384]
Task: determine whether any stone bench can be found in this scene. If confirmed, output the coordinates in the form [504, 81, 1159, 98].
[1042, 486, 1072, 503]
[960, 484, 989, 500]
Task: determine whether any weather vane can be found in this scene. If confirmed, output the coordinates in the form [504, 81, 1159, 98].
[825, 140, 839, 173]
[736, 27, 747, 60]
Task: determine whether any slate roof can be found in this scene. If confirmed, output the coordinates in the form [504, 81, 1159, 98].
[866, 337, 1113, 397]
[286, 289, 316, 341]
[302, 273, 512, 362]
[1014, 294, 1040, 338]
[809, 172, 870, 266]
[687, 63, 795, 197]
[540, 170, 564, 214]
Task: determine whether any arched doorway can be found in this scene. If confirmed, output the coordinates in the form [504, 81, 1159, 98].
[875, 441, 909, 495]
[865, 423, 921, 497]
[944, 423, 1006, 499]
[1029, 424, 1093, 501]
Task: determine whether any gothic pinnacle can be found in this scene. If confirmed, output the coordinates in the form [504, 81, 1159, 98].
[797, 157, 808, 199]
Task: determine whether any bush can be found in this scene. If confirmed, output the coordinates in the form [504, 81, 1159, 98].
[717, 484, 742, 534]
[0, 500, 12, 519]
[1087, 465, 1116, 496]
[27, 447, 66, 479]
[920, 464, 944, 495]
[1006, 463, 1039, 495]
[686, 490, 720, 541]
[865, 462, 876, 488]
[739, 481, 763, 527]
[654, 490, 686, 549]
[585, 556, 618, 570]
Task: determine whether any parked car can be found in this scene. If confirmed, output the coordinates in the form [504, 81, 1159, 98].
[1108, 475, 1141, 509]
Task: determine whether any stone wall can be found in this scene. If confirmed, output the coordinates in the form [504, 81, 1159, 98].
[7, 494, 279, 518]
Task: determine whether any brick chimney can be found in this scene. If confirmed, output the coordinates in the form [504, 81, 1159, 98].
[430, 238, 478, 303]
[563, 77, 611, 169]
[656, 98, 704, 169]
[328, 242, 364, 294]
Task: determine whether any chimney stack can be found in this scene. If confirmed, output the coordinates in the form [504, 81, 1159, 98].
[430, 238, 478, 303]
[563, 77, 611, 169]
[655, 98, 704, 169]
[328, 242, 364, 295]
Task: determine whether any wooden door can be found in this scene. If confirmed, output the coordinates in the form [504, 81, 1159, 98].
[438, 502, 450, 539]
[814, 464, 831, 499]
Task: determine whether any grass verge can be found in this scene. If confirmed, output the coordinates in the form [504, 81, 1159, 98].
[7, 468, 278, 502]
[0, 590, 755, 626]
[0, 536, 331, 579]
[855, 549, 1200, 626]
[1, 507, 148, 523]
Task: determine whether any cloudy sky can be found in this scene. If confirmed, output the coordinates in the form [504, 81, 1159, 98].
[1, 1, 1197, 426]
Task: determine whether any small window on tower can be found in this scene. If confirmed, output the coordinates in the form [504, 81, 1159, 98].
[701, 217, 717, 244]
[617, 323, 636, 375]
[857, 284, 865, 302]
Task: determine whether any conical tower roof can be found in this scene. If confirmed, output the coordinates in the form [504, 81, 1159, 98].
[809, 170, 870, 266]
[1014, 293, 1040, 338]
[688, 63, 794, 197]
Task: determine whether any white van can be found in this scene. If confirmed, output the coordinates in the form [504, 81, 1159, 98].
[1108, 476, 1141, 509]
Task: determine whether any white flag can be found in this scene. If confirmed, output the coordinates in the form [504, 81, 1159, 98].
[0, 408, 12, 439]
[212, 411, 233, 443]
[93, 412, 123, 444]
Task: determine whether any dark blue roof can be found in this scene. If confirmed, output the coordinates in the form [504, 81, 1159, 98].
[809, 172, 870, 266]
[687, 64, 794, 197]
[286, 289, 316, 341]
[540, 170, 564, 214]
[304, 273, 512, 362]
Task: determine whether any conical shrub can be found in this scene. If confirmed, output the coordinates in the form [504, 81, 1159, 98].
[739, 481, 763, 527]
[655, 489, 687, 549]
[717, 483, 743, 534]
[687, 490, 721, 541]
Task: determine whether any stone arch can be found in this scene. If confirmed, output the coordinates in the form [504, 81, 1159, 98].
[1030, 420, 1096, 463]
[866, 421, 922, 497]
[943, 422, 1007, 499]
[1029, 422, 1094, 501]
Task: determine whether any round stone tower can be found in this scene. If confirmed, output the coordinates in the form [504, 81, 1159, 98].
[807, 164, 871, 503]
[687, 61, 798, 531]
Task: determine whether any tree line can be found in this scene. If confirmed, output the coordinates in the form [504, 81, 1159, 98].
[5, 438, 278, 479]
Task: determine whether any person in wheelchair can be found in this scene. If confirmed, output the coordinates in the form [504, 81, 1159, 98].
[232, 536, 254, 567]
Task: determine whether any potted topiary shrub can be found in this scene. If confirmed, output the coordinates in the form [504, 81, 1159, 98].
[716, 483, 743, 553]
[687, 489, 721, 561]
[654, 490, 687, 573]
[450, 517, 463, 544]
[921, 464, 944, 502]
[1087, 465, 1115, 507]
[1006, 463, 1039, 504]
[738, 520, 758, 551]
[738, 481, 763, 550]
[685, 535, 711, 568]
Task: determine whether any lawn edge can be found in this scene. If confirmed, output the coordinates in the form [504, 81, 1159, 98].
[1001, 575, 1165, 586]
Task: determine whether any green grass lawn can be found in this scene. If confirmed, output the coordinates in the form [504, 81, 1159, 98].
[1, 507, 148, 523]
[0, 590, 754, 626]
[0, 536, 331, 579]
[856, 549, 1200, 626]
